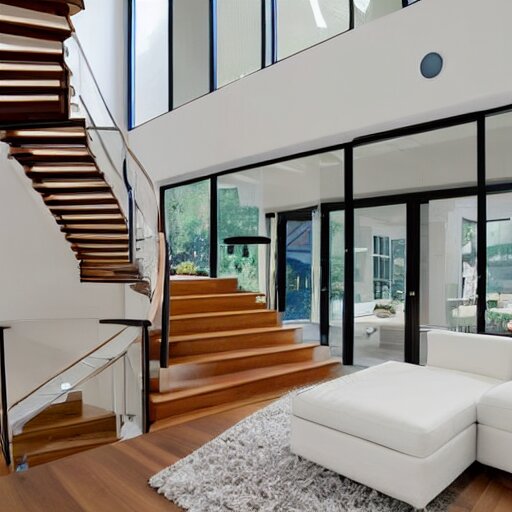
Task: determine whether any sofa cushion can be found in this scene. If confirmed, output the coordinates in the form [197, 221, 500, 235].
[427, 330, 512, 381]
[477, 381, 512, 433]
[292, 361, 500, 458]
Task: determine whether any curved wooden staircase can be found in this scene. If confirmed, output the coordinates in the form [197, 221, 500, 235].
[0, 0, 143, 284]
[149, 278, 342, 431]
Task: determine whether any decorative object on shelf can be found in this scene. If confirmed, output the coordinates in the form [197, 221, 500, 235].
[373, 303, 396, 319]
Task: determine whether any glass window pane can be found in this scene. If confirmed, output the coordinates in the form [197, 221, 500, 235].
[419, 197, 478, 359]
[354, 123, 478, 199]
[486, 193, 512, 334]
[133, 0, 169, 127]
[217, 0, 262, 88]
[277, 0, 350, 60]
[486, 110, 512, 185]
[329, 210, 344, 357]
[354, 0, 403, 27]
[173, 0, 210, 109]
[164, 180, 210, 275]
[217, 177, 262, 291]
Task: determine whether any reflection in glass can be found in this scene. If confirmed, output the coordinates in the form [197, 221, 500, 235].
[217, 0, 262, 87]
[354, 205, 406, 366]
[164, 180, 210, 275]
[277, 0, 350, 60]
[285, 219, 313, 322]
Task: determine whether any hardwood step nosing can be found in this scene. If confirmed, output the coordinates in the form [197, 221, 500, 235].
[151, 360, 340, 404]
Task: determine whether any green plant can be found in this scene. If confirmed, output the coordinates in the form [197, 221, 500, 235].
[175, 261, 198, 276]
[374, 303, 396, 315]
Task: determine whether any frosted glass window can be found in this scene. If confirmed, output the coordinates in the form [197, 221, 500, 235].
[173, 0, 210, 108]
[133, 0, 169, 127]
[217, 0, 262, 88]
[354, 0, 403, 27]
[277, 0, 350, 60]
[354, 123, 477, 199]
[486, 111, 512, 185]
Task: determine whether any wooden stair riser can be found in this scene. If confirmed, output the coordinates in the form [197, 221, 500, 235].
[0, 79, 67, 94]
[0, 60, 64, 76]
[0, 4, 72, 42]
[150, 328, 302, 359]
[160, 345, 329, 387]
[22, 391, 82, 430]
[170, 278, 238, 296]
[17, 436, 117, 468]
[0, 96, 68, 120]
[13, 414, 116, 448]
[170, 310, 280, 335]
[0, 1, 84, 17]
[150, 362, 340, 421]
[170, 293, 266, 315]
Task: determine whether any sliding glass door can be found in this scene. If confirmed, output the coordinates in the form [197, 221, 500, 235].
[353, 204, 407, 366]
[278, 209, 321, 342]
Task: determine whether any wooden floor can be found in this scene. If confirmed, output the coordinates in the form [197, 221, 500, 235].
[0, 399, 511, 512]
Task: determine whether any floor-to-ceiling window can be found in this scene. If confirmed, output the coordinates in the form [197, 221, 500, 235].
[162, 105, 512, 367]
[163, 179, 211, 275]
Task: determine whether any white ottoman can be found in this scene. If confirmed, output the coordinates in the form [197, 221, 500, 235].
[291, 361, 499, 509]
[477, 381, 512, 473]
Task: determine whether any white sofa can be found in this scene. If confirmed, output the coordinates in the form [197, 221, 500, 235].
[290, 330, 512, 509]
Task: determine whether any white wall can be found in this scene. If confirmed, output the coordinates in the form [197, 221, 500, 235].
[0, 149, 125, 322]
[129, 0, 512, 186]
[73, 0, 128, 128]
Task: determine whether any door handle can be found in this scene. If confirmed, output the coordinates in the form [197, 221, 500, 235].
[409, 291, 416, 297]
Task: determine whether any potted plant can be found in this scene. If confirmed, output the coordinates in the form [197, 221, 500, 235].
[373, 303, 396, 319]
[175, 261, 198, 276]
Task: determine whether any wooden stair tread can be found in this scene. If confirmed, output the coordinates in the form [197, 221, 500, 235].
[170, 292, 264, 301]
[150, 359, 340, 404]
[17, 404, 116, 435]
[153, 325, 300, 343]
[169, 342, 320, 366]
[18, 433, 118, 457]
[171, 309, 276, 321]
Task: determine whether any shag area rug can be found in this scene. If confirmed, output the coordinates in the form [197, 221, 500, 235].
[150, 395, 457, 511]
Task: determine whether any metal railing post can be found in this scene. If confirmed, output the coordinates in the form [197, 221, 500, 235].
[0, 327, 11, 467]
